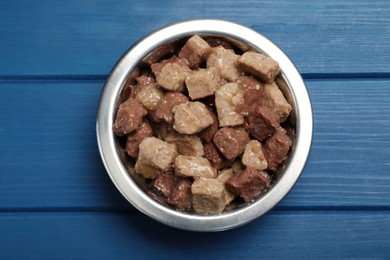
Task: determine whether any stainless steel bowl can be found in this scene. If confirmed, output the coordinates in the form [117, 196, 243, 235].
[96, 19, 313, 231]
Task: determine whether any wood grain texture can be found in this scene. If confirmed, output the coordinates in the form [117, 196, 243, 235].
[0, 211, 388, 259]
[0, 0, 389, 76]
[0, 79, 389, 209]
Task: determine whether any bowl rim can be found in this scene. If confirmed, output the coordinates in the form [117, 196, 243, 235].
[96, 19, 313, 232]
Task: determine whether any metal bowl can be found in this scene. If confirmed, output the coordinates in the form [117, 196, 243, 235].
[96, 19, 313, 231]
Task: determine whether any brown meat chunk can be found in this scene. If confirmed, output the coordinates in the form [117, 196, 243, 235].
[151, 55, 187, 76]
[179, 35, 212, 69]
[213, 127, 249, 160]
[263, 129, 292, 171]
[199, 108, 218, 143]
[167, 178, 192, 211]
[204, 143, 226, 170]
[245, 106, 280, 141]
[185, 67, 220, 100]
[154, 92, 188, 124]
[113, 98, 147, 136]
[191, 178, 225, 214]
[125, 121, 154, 158]
[236, 75, 263, 91]
[225, 167, 270, 202]
[153, 171, 175, 198]
[237, 51, 280, 83]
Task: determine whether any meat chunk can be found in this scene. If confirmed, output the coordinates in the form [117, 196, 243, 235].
[185, 67, 220, 100]
[236, 75, 262, 91]
[151, 55, 188, 76]
[241, 140, 268, 170]
[216, 168, 236, 205]
[237, 51, 280, 83]
[235, 76, 264, 116]
[263, 129, 292, 171]
[175, 155, 217, 178]
[135, 83, 163, 111]
[167, 178, 192, 211]
[125, 121, 154, 158]
[204, 142, 227, 170]
[245, 106, 280, 141]
[165, 131, 204, 156]
[191, 178, 225, 214]
[135, 158, 160, 179]
[213, 127, 249, 160]
[261, 82, 292, 122]
[113, 98, 147, 136]
[153, 171, 175, 198]
[138, 137, 177, 171]
[207, 46, 240, 81]
[215, 83, 245, 127]
[179, 35, 212, 69]
[173, 102, 214, 135]
[136, 75, 155, 90]
[199, 108, 218, 143]
[225, 167, 270, 202]
[156, 62, 191, 92]
[154, 92, 188, 124]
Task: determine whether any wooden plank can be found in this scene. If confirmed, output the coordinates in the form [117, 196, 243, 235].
[0, 79, 389, 209]
[0, 211, 388, 258]
[0, 0, 389, 76]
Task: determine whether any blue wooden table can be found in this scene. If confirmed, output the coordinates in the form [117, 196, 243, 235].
[1, 0, 389, 258]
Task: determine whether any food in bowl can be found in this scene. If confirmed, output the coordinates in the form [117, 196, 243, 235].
[112, 34, 295, 215]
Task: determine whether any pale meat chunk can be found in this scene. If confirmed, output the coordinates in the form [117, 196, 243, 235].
[216, 169, 236, 205]
[242, 140, 268, 170]
[179, 35, 212, 69]
[113, 98, 147, 136]
[138, 137, 177, 171]
[191, 178, 225, 214]
[261, 82, 292, 122]
[135, 158, 160, 179]
[156, 62, 191, 92]
[215, 83, 245, 127]
[175, 155, 217, 178]
[173, 102, 214, 135]
[165, 131, 204, 156]
[135, 83, 163, 111]
[206, 46, 240, 81]
[185, 67, 220, 100]
[237, 51, 280, 83]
